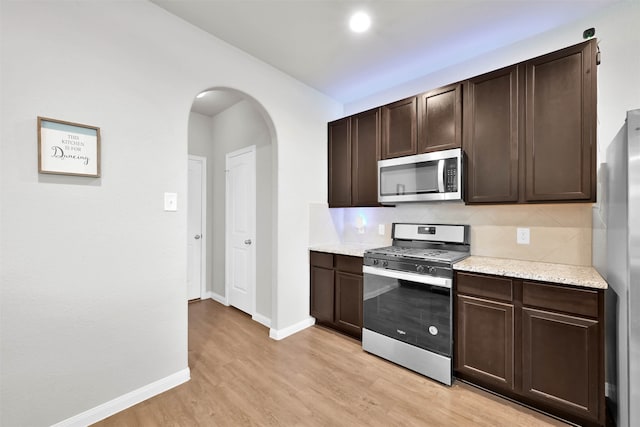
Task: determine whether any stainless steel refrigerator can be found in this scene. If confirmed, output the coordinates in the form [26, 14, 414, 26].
[596, 109, 640, 427]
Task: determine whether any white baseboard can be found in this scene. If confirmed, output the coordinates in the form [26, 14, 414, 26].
[209, 291, 228, 306]
[269, 317, 315, 340]
[252, 312, 271, 328]
[200, 291, 213, 300]
[51, 368, 190, 427]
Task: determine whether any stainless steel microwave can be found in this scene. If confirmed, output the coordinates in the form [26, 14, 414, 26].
[378, 148, 463, 203]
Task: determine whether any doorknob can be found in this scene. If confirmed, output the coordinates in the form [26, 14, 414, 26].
[194, 234, 201, 240]
[244, 239, 252, 245]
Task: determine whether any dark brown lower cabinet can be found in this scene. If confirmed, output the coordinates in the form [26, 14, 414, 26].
[335, 271, 363, 338]
[522, 307, 600, 423]
[309, 251, 363, 339]
[310, 265, 334, 324]
[456, 295, 514, 393]
[455, 271, 604, 427]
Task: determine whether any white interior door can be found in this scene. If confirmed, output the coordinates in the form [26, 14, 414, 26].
[187, 156, 206, 300]
[226, 146, 256, 315]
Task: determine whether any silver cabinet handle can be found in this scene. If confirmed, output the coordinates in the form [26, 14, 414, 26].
[194, 234, 201, 240]
[244, 239, 252, 245]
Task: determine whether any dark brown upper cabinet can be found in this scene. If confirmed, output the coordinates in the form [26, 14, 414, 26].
[464, 65, 522, 203]
[524, 40, 597, 202]
[351, 109, 380, 206]
[464, 39, 597, 204]
[328, 108, 380, 207]
[381, 85, 461, 160]
[418, 83, 462, 153]
[381, 96, 417, 159]
[328, 117, 351, 207]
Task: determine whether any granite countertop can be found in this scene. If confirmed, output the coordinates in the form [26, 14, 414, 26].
[309, 243, 385, 258]
[454, 256, 607, 290]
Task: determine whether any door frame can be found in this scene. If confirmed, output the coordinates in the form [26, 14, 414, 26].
[225, 145, 257, 316]
[188, 154, 208, 300]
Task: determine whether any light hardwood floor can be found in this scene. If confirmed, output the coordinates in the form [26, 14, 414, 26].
[95, 299, 568, 426]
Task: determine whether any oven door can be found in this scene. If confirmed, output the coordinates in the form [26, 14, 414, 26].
[363, 265, 452, 357]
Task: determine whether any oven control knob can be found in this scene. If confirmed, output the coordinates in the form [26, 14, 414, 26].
[427, 266, 436, 274]
[416, 265, 425, 273]
[372, 259, 379, 265]
[382, 260, 388, 267]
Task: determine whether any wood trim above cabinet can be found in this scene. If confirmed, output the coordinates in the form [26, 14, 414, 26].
[418, 83, 462, 153]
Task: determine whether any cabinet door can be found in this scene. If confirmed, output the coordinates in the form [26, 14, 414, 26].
[463, 65, 521, 203]
[328, 118, 351, 207]
[352, 109, 380, 207]
[310, 265, 335, 324]
[381, 96, 417, 159]
[521, 307, 600, 422]
[335, 271, 363, 338]
[524, 39, 597, 202]
[456, 294, 515, 392]
[418, 84, 462, 153]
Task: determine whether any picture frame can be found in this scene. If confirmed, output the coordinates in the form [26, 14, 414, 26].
[38, 116, 101, 177]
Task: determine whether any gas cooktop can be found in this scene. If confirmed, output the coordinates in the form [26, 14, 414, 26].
[365, 246, 469, 263]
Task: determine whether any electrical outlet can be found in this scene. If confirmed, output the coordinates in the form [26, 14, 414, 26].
[517, 227, 530, 245]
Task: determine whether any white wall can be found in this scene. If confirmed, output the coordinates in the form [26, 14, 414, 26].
[0, 2, 341, 426]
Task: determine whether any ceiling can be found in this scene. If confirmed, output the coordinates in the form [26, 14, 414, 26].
[190, 90, 244, 117]
[153, 0, 620, 109]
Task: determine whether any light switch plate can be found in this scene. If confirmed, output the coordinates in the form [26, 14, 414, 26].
[517, 227, 530, 245]
[164, 192, 177, 211]
[378, 224, 385, 236]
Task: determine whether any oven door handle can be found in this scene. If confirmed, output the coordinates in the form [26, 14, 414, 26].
[363, 265, 452, 289]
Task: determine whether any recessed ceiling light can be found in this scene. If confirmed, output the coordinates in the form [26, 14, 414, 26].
[349, 11, 371, 33]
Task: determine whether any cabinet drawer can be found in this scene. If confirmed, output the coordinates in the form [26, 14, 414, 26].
[456, 272, 513, 302]
[310, 251, 333, 269]
[335, 255, 362, 275]
[522, 281, 598, 318]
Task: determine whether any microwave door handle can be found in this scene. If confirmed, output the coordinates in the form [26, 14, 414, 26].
[437, 159, 445, 192]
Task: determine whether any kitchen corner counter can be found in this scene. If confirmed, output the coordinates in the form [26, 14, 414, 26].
[309, 243, 383, 258]
[454, 256, 608, 290]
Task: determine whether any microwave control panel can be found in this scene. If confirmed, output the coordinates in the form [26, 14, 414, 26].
[444, 159, 458, 192]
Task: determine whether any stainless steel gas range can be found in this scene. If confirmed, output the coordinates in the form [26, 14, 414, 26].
[362, 223, 470, 385]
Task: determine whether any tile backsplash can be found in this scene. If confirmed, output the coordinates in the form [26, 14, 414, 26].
[312, 202, 593, 266]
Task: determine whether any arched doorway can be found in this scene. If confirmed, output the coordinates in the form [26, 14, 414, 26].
[187, 87, 277, 331]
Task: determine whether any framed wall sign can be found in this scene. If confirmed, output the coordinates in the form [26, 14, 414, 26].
[38, 117, 101, 177]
